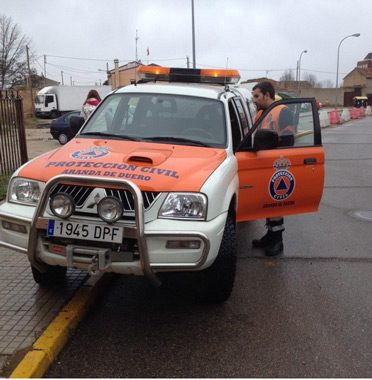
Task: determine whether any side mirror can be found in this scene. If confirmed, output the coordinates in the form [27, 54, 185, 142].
[253, 129, 278, 150]
[70, 116, 85, 135]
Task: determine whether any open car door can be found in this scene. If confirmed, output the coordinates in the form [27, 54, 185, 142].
[235, 98, 324, 222]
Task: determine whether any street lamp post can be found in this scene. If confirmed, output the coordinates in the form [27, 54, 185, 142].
[297, 50, 307, 94]
[191, 0, 196, 68]
[335, 33, 360, 109]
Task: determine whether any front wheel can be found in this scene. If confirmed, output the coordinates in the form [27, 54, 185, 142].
[58, 132, 69, 145]
[195, 216, 237, 303]
[50, 110, 58, 119]
[31, 264, 67, 287]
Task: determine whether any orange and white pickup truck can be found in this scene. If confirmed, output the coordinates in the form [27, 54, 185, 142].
[0, 66, 324, 303]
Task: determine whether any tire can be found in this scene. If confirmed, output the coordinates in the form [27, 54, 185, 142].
[58, 132, 69, 145]
[195, 216, 237, 303]
[31, 264, 67, 287]
[50, 110, 58, 119]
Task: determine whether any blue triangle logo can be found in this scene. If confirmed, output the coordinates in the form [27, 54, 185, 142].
[276, 178, 288, 191]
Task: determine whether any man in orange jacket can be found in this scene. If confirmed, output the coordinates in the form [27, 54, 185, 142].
[251, 81, 294, 256]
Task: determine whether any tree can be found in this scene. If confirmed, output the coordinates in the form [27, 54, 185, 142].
[303, 72, 323, 88]
[322, 79, 334, 88]
[0, 14, 33, 89]
[279, 69, 295, 82]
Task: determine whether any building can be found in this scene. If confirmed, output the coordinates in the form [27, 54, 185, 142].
[343, 67, 372, 106]
[357, 53, 372, 69]
[11, 74, 59, 90]
[109, 61, 160, 89]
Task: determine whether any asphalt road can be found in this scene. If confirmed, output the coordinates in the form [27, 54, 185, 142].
[46, 118, 372, 378]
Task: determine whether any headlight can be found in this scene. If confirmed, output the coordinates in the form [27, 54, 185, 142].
[159, 193, 207, 220]
[97, 196, 123, 223]
[50, 193, 75, 219]
[8, 178, 42, 205]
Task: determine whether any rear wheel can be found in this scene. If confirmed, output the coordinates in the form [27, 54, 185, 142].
[58, 132, 69, 145]
[31, 264, 67, 287]
[195, 216, 237, 303]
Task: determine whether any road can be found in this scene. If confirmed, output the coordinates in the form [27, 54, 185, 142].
[43, 117, 372, 377]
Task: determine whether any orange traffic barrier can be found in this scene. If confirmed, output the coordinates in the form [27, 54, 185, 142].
[329, 110, 340, 124]
[350, 107, 358, 119]
[358, 106, 365, 117]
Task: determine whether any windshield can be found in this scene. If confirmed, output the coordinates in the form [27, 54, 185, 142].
[35, 95, 44, 104]
[80, 93, 226, 148]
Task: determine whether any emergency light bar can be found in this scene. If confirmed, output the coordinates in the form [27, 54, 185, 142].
[137, 65, 241, 85]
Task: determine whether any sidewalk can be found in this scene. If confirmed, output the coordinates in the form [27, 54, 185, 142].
[0, 127, 86, 376]
[0, 248, 87, 376]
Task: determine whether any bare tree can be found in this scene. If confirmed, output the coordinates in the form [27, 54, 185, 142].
[0, 14, 33, 89]
[322, 79, 334, 88]
[279, 69, 295, 81]
[303, 72, 323, 88]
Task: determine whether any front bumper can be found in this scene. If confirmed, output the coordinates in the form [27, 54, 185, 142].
[0, 175, 226, 285]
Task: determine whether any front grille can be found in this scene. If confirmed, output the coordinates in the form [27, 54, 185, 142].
[51, 184, 94, 207]
[105, 188, 159, 211]
[50, 184, 160, 212]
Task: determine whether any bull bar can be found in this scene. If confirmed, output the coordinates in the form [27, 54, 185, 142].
[28, 175, 210, 287]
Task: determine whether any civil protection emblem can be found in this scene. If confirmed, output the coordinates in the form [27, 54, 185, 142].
[71, 147, 110, 160]
[268, 156, 295, 201]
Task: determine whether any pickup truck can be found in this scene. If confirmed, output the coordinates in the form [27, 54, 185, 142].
[0, 66, 324, 303]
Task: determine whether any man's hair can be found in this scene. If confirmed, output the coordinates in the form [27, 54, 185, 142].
[252, 82, 275, 100]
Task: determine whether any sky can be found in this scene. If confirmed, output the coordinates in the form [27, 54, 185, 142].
[1, 0, 371, 87]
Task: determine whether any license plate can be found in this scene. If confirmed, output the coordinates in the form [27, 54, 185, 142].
[47, 220, 123, 243]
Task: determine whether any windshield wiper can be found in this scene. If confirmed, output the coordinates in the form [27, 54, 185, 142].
[141, 136, 211, 147]
[79, 132, 138, 141]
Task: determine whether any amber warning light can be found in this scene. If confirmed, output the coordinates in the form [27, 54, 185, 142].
[137, 65, 240, 85]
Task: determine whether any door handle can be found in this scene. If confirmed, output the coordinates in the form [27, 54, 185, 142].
[304, 158, 317, 165]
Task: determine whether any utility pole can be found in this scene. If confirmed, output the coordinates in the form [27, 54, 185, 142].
[26, 45, 35, 116]
[296, 61, 298, 82]
[135, 30, 139, 62]
[191, 0, 196, 68]
[44, 55, 47, 85]
[61, 71, 64, 85]
[187, 56, 190, 68]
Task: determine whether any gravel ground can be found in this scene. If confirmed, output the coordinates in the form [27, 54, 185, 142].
[25, 126, 61, 159]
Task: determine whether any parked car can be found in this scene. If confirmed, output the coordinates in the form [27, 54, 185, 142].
[50, 111, 81, 145]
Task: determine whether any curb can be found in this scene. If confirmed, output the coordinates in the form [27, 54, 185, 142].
[9, 272, 113, 378]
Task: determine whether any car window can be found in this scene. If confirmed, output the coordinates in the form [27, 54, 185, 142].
[228, 100, 244, 152]
[253, 101, 318, 148]
[233, 98, 250, 135]
[64, 112, 80, 122]
[83, 93, 226, 148]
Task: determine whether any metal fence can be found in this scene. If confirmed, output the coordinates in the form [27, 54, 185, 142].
[0, 91, 28, 176]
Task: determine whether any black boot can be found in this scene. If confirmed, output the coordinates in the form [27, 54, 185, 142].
[252, 230, 274, 248]
[265, 231, 283, 256]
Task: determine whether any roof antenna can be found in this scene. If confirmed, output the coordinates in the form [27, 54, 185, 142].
[224, 57, 229, 91]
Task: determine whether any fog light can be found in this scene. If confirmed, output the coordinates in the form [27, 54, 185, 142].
[97, 196, 123, 223]
[50, 193, 75, 219]
[2, 221, 27, 234]
[166, 240, 201, 249]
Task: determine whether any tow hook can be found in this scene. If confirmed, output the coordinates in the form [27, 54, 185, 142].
[88, 254, 99, 277]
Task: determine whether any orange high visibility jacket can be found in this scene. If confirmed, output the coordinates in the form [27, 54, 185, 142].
[256, 105, 294, 136]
